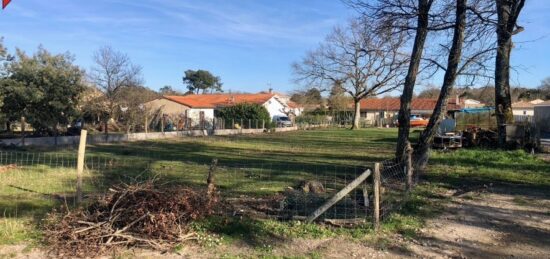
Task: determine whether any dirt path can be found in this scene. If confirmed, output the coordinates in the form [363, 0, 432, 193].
[398, 186, 550, 258]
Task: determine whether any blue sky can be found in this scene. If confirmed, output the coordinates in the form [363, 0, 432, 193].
[1, 0, 549, 94]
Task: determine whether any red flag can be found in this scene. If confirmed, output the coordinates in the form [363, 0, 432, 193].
[2, 0, 11, 9]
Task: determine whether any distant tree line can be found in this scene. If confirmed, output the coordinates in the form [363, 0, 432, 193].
[0, 37, 223, 136]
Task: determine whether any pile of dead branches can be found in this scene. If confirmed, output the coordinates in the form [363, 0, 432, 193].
[44, 180, 218, 257]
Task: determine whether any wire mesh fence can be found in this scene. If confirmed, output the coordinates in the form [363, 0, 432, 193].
[0, 150, 80, 219]
[213, 118, 267, 130]
[378, 158, 410, 220]
[0, 146, 416, 227]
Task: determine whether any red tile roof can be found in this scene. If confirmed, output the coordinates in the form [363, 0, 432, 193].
[164, 93, 276, 108]
[358, 98, 462, 111]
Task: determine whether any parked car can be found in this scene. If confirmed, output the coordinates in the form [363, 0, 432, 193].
[273, 116, 293, 127]
[396, 114, 429, 127]
[67, 119, 84, 135]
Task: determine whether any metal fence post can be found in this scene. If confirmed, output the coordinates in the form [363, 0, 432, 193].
[76, 129, 87, 205]
[373, 162, 381, 231]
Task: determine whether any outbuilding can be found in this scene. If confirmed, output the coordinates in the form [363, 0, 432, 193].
[534, 101, 550, 149]
[357, 97, 463, 126]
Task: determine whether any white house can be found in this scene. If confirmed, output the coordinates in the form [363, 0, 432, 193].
[144, 93, 301, 129]
[512, 99, 544, 116]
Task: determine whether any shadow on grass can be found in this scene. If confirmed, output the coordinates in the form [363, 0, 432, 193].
[192, 216, 286, 248]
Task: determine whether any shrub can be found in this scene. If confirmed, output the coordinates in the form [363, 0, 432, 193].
[216, 103, 271, 124]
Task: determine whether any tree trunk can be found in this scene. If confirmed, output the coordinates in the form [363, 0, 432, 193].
[495, 39, 514, 148]
[351, 98, 361, 130]
[415, 0, 467, 170]
[396, 0, 432, 161]
[494, 0, 524, 148]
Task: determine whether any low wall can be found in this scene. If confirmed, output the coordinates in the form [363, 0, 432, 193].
[212, 128, 265, 136]
[0, 127, 283, 148]
[0, 130, 209, 148]
[274, 126, 298, 132]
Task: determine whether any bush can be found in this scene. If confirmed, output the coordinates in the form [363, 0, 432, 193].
[216, 103, 271, 124]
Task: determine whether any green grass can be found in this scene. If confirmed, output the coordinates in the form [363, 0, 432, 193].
[428, 149, 550, 188]
[1, 127, 549, 252]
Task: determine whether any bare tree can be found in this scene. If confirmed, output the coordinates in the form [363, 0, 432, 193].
[414, 0, 495, 169]
[293, 18, 407, 129]
[347, 0, 437, 157]
[540, 77, 550, 92]
[116, 86, 158, 134]
[414, 0, 468, 169]
[494, 0, 526, 147]
[90, 46, 143, 135]
[417, 84, 441, 98]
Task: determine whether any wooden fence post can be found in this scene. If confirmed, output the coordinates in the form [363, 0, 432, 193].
[373, 162, 381, 231]
[76, 129, 88, 205]
[207, 159, 218, 195]
[406, 149, 413, 192]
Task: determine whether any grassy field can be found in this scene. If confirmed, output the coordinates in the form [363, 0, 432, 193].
[1, 128, 549, 253]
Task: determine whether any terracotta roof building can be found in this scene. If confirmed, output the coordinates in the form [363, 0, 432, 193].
[359, 98, 462, 113]
[143, 93, 303, 130]
[353, 97, 463, 126]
